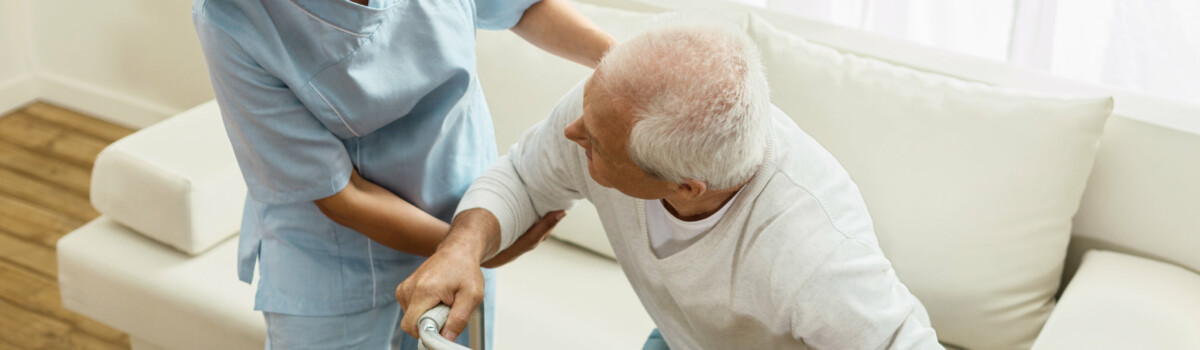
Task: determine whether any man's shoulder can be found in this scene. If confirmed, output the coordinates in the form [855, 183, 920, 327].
[744, 118, 878, 244]
[745, 172, 848, 239]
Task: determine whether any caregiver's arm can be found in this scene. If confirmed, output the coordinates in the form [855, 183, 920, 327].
[315, 171, 563, 260]
[512, 0, 617, 68]
[313, 171, 449, 257]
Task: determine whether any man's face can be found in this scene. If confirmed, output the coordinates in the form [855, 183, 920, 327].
[564, 74, 674, 200]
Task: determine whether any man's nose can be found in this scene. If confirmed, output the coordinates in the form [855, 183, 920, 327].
[564, 117, 586, 145]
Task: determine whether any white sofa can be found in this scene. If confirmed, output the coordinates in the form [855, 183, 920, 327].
[59, 1, 1200, 349]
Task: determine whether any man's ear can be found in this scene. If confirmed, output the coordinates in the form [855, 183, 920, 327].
[672, 179, 708, 200]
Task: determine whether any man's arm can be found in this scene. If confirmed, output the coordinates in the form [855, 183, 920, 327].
[398, 82, 592, 341]
[511, 0, 617, 68]
[394, 209, 501, 342]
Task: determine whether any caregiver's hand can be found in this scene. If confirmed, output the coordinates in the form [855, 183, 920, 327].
[398, 209, 565, 340]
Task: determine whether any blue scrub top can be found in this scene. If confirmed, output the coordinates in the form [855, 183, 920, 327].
[193, 0, 537, 316]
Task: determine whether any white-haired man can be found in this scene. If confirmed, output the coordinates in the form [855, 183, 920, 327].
[397, 16, 943, 349]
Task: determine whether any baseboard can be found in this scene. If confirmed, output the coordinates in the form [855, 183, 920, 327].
[0, 73, 40, 117]
[37, 72, 182, 130]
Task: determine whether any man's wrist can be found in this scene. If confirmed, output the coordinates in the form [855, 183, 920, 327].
[437, 231, 488, 264]
[437, 208, 501, 263]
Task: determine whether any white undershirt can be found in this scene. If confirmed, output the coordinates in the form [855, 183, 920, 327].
[645, 190, 741, 259]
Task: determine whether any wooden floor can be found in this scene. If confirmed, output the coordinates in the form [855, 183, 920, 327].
[0, 103, 134, 350]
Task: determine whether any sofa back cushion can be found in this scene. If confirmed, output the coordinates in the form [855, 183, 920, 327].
[747, 14, 1112, 350]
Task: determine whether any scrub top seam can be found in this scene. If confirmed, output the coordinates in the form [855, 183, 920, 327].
[310, 81, 361, 137]
[300, 20, 384, 138]
[359, 139, 378, 308]
[284, 0, 371, 37]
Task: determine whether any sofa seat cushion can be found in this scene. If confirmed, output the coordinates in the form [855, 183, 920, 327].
[1031, 250, 1200, 350]
[492, 238, 657, 349]
[746, 14, 1113, 350]
[57, 217, 263, 350]
[58, 217, 654, 350]
[90, 100, 246, 255]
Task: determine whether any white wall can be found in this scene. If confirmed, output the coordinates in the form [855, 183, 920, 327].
[29, 0, 214, 128]
[0, 0, 37, 116]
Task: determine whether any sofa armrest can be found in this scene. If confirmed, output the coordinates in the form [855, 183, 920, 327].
[90, 100, 246, 255]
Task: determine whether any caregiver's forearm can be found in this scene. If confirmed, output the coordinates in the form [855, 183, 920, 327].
[314, 170, 446, 257]
[512, 0, 617, 68]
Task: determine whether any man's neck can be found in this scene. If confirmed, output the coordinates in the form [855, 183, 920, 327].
[661, 183, 746, 222]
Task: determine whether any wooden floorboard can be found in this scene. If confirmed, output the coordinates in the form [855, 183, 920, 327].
[0, 195, 83, 248]
[0, 103, 133, 350]
[0, 262, 127, 345]
[0, 235, 58, 279]
[0, 167, 97, 222]
[0, 142, 91, 197]
[0, 113, 105, 169]
[0, 340, 24, 350]
[0, 297, 72, 349]
[20, 104, 132, 143]
[52, 329, 129, 350]
[0, 214, 60, 248]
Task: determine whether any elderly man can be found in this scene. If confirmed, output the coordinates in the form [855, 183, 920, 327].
[396, 15, 942, 349]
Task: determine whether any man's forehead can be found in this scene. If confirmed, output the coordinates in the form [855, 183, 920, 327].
[582, 80, 634, 149]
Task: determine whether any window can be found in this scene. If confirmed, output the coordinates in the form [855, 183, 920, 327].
[740, 0, 1200, 106]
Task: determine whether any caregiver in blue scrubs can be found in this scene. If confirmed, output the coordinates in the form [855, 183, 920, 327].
[192, 0, 615, 348]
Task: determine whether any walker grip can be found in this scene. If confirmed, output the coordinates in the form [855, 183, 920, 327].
[417, 304, 476, 350]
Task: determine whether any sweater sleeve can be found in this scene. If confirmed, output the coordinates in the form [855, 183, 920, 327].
[455, 80, 590, 255]
[792, 239, 944, 350]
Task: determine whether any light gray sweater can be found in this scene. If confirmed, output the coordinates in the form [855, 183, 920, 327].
[457, 83, 943, 349]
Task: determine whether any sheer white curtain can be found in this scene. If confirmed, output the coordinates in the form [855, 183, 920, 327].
[739, 0, 1200, 106]
[1051, 0, 1200, 105]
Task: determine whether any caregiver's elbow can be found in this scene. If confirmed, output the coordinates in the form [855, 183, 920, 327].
[313, 170, 366, 226]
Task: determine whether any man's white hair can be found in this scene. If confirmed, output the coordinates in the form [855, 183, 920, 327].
[597, 13, 770, 191]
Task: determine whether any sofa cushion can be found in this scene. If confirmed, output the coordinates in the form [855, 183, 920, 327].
[492, 237, 657, 349]
[747, 14, 1112, 350]
[1032, 250, 1200, 350]
[57, 217, 263, 350]
[90, 100, 246, 255]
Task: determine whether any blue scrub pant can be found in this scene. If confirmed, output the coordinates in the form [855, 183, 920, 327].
[263, 269, 496, 350]
[642, 328, 671, 350]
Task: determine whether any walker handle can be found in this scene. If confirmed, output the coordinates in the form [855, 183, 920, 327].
[416, 304, 485, 350]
